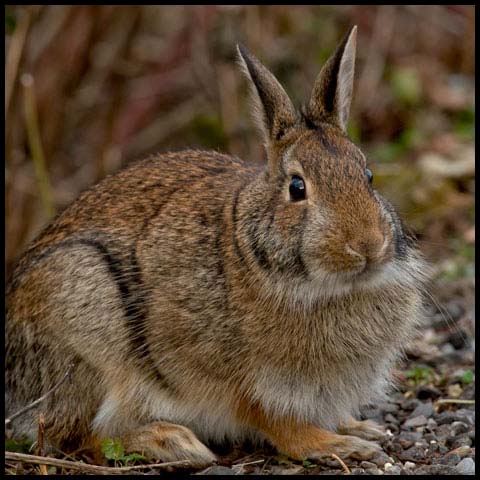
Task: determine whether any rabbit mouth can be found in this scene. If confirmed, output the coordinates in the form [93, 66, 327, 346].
[351, 263, 385, 283]
[326, 260, 391, 289]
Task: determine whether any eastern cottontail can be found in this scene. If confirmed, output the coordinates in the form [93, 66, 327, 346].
[6, 26, 429, 464]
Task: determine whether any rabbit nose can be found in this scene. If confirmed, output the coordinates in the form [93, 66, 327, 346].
[346, 231, 386, 265]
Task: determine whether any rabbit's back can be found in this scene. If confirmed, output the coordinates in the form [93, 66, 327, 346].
[12, 151, 251, 256]
[5, 150, 258, 445]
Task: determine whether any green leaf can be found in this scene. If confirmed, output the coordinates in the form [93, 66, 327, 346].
[5, 438, 33, 453]
[406, 365, 435, 386]
[5, 11, 16, 35]
[460, 370, 474, 385]
[122, 453, 147, 464]
[101, 438, 125, 461]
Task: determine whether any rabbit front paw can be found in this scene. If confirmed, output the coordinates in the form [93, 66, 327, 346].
[307, 434, 382, 461]
[337, 417, 386, 441]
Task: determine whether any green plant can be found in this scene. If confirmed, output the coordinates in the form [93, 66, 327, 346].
[5, 10, 16, 34]
[460, 370, 474, 385]
[5, 438, 33, 454]
[406, 365, 436, 386]
[302, 459, 316, 469]
[100, 438, 146, 467]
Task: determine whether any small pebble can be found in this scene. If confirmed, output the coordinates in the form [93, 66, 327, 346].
[432, 452, 461, 466]
[415, 464, 459, 475]
[441, 342, 456, 355]
[197, 466, 236, 475]
[414, 440, 428, 448]
[350, 468, 367, 475]
[323, 459, 342, 468]
[370, 451, 391, 467]
[409, 401, 433, 419]
[451, 445, 472, 458]
[450, 421, 469, 436]
[447, 329, 470, 349]
[426, 443, 440, 456]
[404, 461, 416, 470]
[403, 415, 428, 428]
[456, 457, 475, 475]
[384, 413, 398, 424]
[461, 384, 475, 400]
[447, 435, 473, 449]
[454, 408, 475, 425]
[397, 431, 421, 449]
[402, 398, 420, 411]
[426, 417, 437, 430]
[269, 465, 304, 475]
[384, 465, 402, 475]
[435, 423, 453, 440]
[399, 446, 426, 462]
[447, 383, 463, 398]
[435, 411, 456, 425]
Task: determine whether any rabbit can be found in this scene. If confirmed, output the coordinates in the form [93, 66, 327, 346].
[6, 26, 429, 465]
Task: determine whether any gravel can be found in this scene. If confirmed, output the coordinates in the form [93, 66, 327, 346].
[456, 457, 475, 475]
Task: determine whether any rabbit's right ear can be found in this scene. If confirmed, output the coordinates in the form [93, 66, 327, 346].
[237, 45, 297, 155]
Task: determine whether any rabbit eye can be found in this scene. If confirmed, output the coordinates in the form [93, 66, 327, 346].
[366, 168, 373, 184]
[289, 175, 306, 201]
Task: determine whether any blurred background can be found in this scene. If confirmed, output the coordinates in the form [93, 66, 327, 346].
[5, 5, 475, 284]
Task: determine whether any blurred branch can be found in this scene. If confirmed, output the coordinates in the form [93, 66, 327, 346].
[404, 5, 465, 36]
[356, 5, 396, 113]
[5, 8, 33, 119]
[21, 73, 56, 219]
[125, 96, 206, 158]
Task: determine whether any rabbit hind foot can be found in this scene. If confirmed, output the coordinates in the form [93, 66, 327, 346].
[120, 421, 217, 467]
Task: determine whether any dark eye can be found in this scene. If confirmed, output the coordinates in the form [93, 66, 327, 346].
[366, 168, 373, 184]
[289, 175, 306, 201]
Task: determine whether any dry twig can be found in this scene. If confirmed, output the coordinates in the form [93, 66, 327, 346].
[4, 451, 195, 475]
[330, 453, 351, 475]
[436, 399, 475, 405]
[5, 7, 33, 118]
[21, 72, 55, 219]
[5, 363, 74, 427]
[36, 413, 48, 475]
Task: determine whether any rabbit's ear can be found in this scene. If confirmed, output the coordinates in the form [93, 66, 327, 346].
[306, 26, 357, 133]
[237, 44, 297, 147]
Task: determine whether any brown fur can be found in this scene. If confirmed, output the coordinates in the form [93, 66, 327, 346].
[6, 27, 429, 463]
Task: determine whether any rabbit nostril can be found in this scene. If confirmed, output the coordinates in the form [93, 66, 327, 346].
[346, 234, 386, 264]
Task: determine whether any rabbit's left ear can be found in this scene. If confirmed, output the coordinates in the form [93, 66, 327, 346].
[237, 44, 297, 148]
[306, 26, 357, 133]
